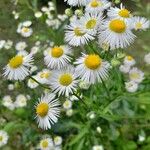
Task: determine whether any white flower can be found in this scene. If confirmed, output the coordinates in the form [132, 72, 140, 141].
[39, 138, 54, 150]
[92, 145, 104, 150]
[64, 0, 89, 6]
[125, 81, 138, 93]
[138, 135, 145, 142]
[133, 16, 150, 30]
[86, 0, 111, 14]
[63, 100, 72, 110]
[50, 66, 78, 96]
[75, 53, 110, 84]
[66, 109, 73, 117]
[27, 76, 39, 89]
[15, 94, 27, 108]
[144, 52, 150, 65]
[96, 126, 102, 134]
[44, 45, 72, 69]
[31, 46, 40, 54]
[54, 136, 62, 146]
[35, 93, 60, 130]
[15, 41, 27, 51]
[17, 50, 29, 57]
[119, 64, 130, 73]
[3, 54, 34, 80]
[37, 69, 52, 84]
[129, 67, 144, 83]
[4, 40, 13, 49]
[107, 4, 132, 22]
[2, 95, 15, 110]
[98, 18, 136, 49]
[65, 21, 94, 46]
[35, 11, 42, 18]
[123, 55, 136, 66]
[0, 40, 6, 49]
[8, 84, 14, 91]
[0, 130, 9, 147]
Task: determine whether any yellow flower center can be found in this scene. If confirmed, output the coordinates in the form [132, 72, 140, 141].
[59, 74, 73, 86]
[51, 47, 64, 58]
[64, 100, 70, 107]
[119, 9, 130, 18]
[130, 73, 140, 80]
[109, 19, 126, 33]
[9, 55, 23, 68]
[135, 22, 142, 30]
[127, 56, 133, 61]
[41, 140, 49, 148]
[22, 27, 29, 33]
[86, 19, 97, 29]
[74, 27, 85, 36]
[90, 0, 102, 7]
[40, 72, 50, 79]
[36, 103, 49, 117]
[0, 136, 3, 141]
[84, 54, 102, 70]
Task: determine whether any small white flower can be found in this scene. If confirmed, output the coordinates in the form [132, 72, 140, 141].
[35, 93, 60, 130]
[15, 94, 27, 108]
[31, 46, 40, 54]
[66, 109, 73, 117]
[54, 136, 62, 146]
[0, 40, 6, 49]
[119, 64, 130, 73]
[92, 145, 104, 150]
[64, 0, 89, 6]
[8, 84, 14, 91]
[96, 126, 102, 134]
[35, 11, 42, 18]
[123, 55, 136, 66]
[4, 40, 13, 49]
[15, 41, 27, 51]
[129, 67, 144, 83]
[144, 52, 150, 65]
[39, 138, 54, 150]
[63, 100, 72, 110]
[125, 81, 138, 93]
[2, 95, 15, 110]
[0, 130, 9, 147]
[138, 135, 145, 142]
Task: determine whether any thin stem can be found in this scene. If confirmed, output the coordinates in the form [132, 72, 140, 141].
[29, 76, 51, 90]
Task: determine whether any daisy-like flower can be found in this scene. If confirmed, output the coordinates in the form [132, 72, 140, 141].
[54, 136, 62, 146]
[14, 94, 27, 108]
[39, 138, 54, 150]
[65, 21, 94, 46]
[125, 81, 138, 93]
[132, 16, 150, 30]
[75, 53, 110, 84]
[0, 130, 9, 147]
[86, 0, 111, 14]
[50, 66, 78, 96]
[17, 21, 33, 37]
[37, 69, 52, 84]
[2, 95, 15, 110]
[80, 13, 103, 36]
[63, 100, 72, 110]
[92, 145, 104, 150]
[107, 4, 132, 22]
[129, 67, 144, 83]
[144, 52, 150, 65]
[15, 41, 27, 51]
[123, 55, 136, 66]
[119, 64, 130, 74]
[64, 0, 89, 6]
[35, 93, 60, 130]
[98, 18, 136, 49]
[3, 54, 34, 80]
[44, 45, 72, 69]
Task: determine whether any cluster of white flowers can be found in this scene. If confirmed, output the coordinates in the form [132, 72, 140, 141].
[0, 130, 9, 148]
[0, 40, 13, 50]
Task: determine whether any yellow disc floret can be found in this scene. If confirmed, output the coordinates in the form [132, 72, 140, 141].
[36, 103, 49, 117]
[84, 54, 102, 70]
[119, 9, 130, 18]
[22, 27, 29, 33]
[135, 22, 142, 30]
[86, 19, 97, 29]
[40, 72, 50, 79]
[74, 27, 85, 36]
[130, 73, 140, 80]
[0, 136, 3, 141]
[51, 46, 64, 58]
[59, 74, 73, 86]
[127, 56, 133, 61]
[109, 19, 126, 33]
[9, 55, 23, 68]
[41, 140, 49, 148]
[90, 0, 101, 7]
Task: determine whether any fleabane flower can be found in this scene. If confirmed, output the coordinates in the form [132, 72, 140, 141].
[107, 4, 132, 22]
[125, 81, 138, 93]
[86, 0, 111, 14]
[123, 55, 136, 66]
[98, 18, 136, 49]
[15, 41, 27, 51]
[144, 52, 150, 65]
[3, 54, 34, 80]
[44, 45, 72, 69]
[80, 13, 103, 35]
[75, 53, 110, 84]
[35, 93, 60, 130]
[0, 130, 9, 147]
[50, 66, 78, 96]
[15, 94, 27, 108]
[64, 0, 89, 6]
[37, 69, 52, 84]
[54, 136, 62, 146]
[39, 138, 54, 150]
[65, 21, 94, 46]
[129, 67, 144, 83]
[133, 16, 150, 30]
